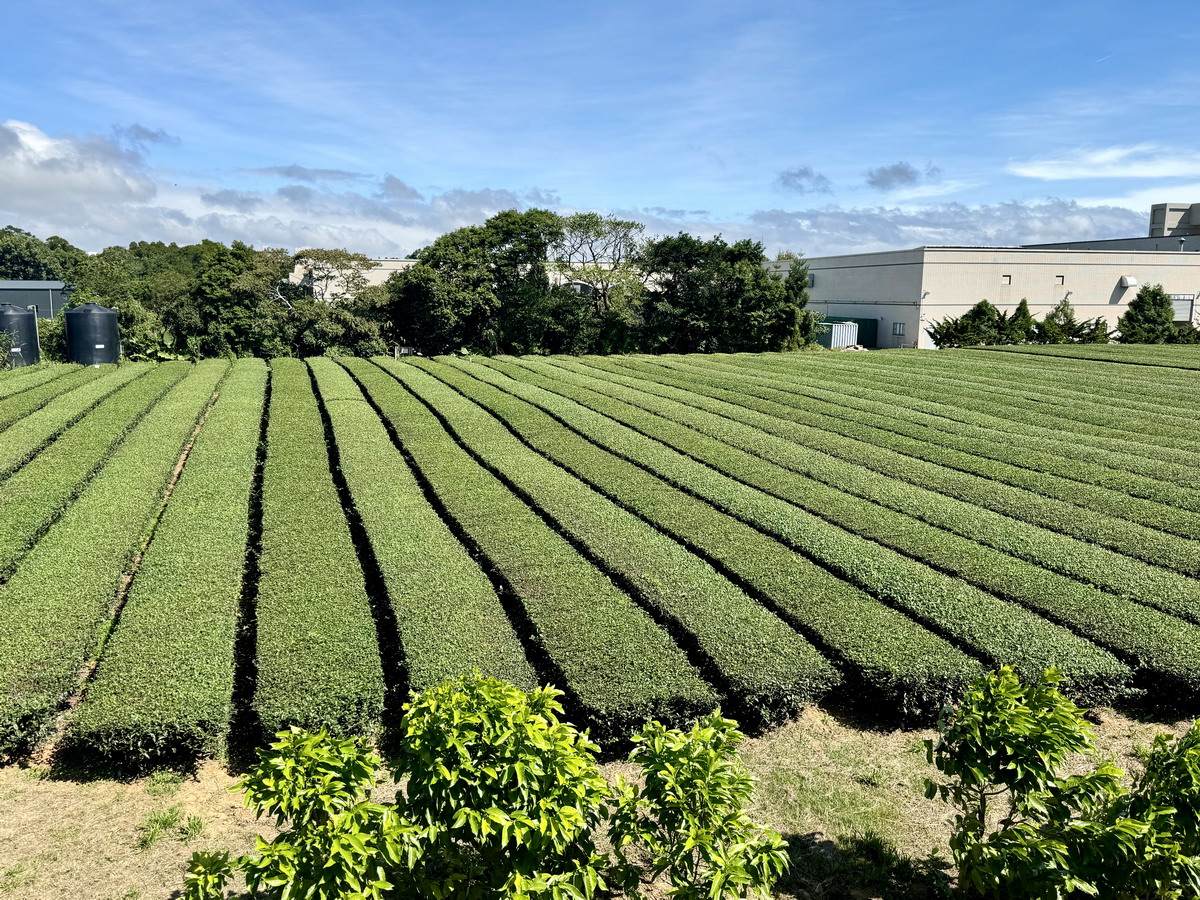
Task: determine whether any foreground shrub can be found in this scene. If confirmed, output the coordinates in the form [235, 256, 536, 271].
[186, 674, 783, 900]
[926, 666, 1200, 898]
[184, 726, 419, 900]
[391, 674, 610, 900]
[609, 713, 787, 900]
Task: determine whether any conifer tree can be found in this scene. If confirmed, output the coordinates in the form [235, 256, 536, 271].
[1118, 283, 1178, 344]
[1035, 298, 1079, 344]
[1006, 298, 1036, 343]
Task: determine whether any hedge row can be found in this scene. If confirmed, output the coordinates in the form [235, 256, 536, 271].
[710, 352, 1198, 469]
[307, 358, 535, 696]
[831, 351, 1200, 425]
[554, 356, 1200, 621]
[822, 357, 1200, 460]
[0, 364, 76, 400]
[0, 366, 104, 433]
[468, 357, 1128, 705]
[0, 361, 228, 757]
[391, 357, 838, 726]
[67, 360, 267, 765]
[580, 356, 1200, 577]
[864, 350, 1200, 419]
[0, 362, 190, 579]
[426, 356, 981, 721]
[253, 358, 384, 737]
[627, 354, 1200, 547]
[0, 363, 149, 481]
[529, 357, 1200, 699]
[748, 353, 1199, 458]
[980, 344, 1200, 370]
[672, 355, 1200, 525]
[344, 358, 715, 741]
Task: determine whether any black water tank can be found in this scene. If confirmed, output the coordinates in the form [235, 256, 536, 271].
[0, 304, 41, 367]
[65, 303, 120, 365]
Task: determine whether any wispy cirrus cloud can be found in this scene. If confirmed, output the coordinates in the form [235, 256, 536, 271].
[246, 163, 367, 182]
[1009, 144, 1200, 180]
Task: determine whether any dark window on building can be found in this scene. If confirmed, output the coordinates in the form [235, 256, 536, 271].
[1001, 275, 1011, 285]
[1055, 275, 1065, 285]
[892, 322, 905, 336]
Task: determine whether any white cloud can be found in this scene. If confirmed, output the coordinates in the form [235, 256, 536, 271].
[1009, 144, 1200, 180]
[0, 120, 157, 219]
[0, 120, 1152, 260]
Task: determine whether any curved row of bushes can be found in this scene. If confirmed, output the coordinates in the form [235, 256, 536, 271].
[429, 356, 981, 719]
[0, 361, 227, 757]
[604, 354, 1200, 559]
[344, 358, 716, 742]
[468, 357, 1127, 705]
[253, 358, 385, 737]
[521, 357, 1200, 692]
[307, 357, 536, 695]
[388, 357, 837, 727]
[69, 359, 267, 763]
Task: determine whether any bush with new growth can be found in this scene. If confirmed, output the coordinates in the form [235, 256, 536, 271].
[608, 713, 788, 900]
[926, 666, 1200, 898]
[185, 674, 785, 900]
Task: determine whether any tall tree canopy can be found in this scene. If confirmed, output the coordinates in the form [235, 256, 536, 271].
[2, 214, 825, 360]
[639, 235, 818, 353]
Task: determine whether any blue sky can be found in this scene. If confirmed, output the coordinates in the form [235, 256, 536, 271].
[2, 0, 1198, 255]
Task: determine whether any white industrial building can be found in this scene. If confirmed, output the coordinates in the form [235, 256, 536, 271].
[802, 203, 1200, 349]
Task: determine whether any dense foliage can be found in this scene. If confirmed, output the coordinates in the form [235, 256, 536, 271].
[926, 297, 1110, 348]
[185, 675, 784, 900]
[609, 714, 788, 900]
[1118, 283, 1200, 344]
[1, 215, 819, 360]
[927, 667, 1200, 898]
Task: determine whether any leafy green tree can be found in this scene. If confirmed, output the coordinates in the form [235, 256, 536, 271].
[609, 714, 788, 900]
[0, 227, 64, 280]
[1035, 298, 1081, 344]
[549, 213, 647, 353]
[386, 225, 502, 354]
[926, 668, 1200, 898]
[391, 673, 610, 900]
[294, 248, 379, 305]
[385, 210, 565, 355]
[773, 252, 822, 350]
[1077, 316, 1112, 344]
[1118, 283, 1180, 344]
[639, 235, 813, 353]
[926, 300, 1012, 348]
[187, 241, 292, 357]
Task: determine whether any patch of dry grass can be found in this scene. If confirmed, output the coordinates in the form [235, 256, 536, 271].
[0, 760, 271, 900]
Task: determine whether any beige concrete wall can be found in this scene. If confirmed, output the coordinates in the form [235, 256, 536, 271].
[288, 258, 418, 296]
[805, 249, 924, 348]
[804, 246, 1200, 349]
[919, 247, 1200, 348]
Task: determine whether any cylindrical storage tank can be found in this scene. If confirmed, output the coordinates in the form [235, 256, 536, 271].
[0, 304, 41, 367]
[65, 303, 120, 365]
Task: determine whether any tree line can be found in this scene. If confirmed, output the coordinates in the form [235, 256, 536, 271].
[926, 286, 1200, 349]
[0, 211, 820, 361]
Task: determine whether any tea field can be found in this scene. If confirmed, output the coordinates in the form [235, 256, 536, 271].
[0, 347, 1197, 768]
